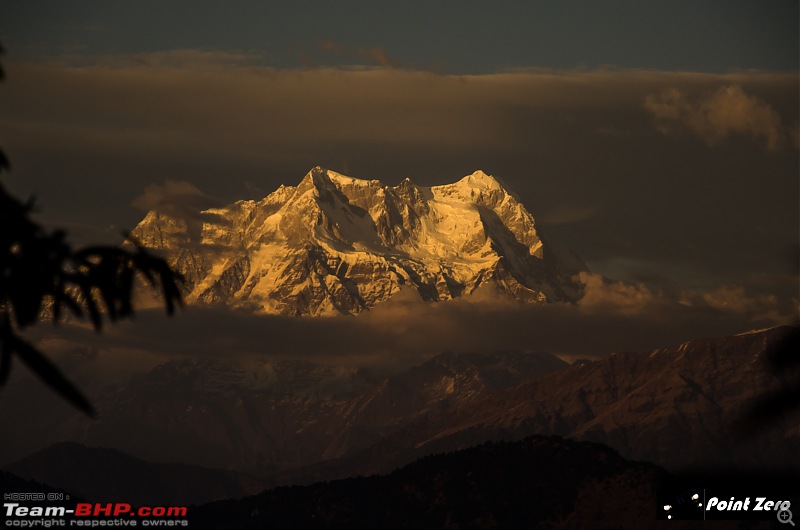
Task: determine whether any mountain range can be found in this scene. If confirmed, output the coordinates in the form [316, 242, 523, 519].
[279, 325, 799, 486]
[130, 167, 585, 316]
[0, 350, 569, 476]
[4, 326, 798, 498]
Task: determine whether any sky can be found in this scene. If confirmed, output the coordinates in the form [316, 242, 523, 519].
[0, 2, 798, 375]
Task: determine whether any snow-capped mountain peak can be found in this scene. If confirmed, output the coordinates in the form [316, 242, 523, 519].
[131, 167, 585, 316]
[456, 169, 502, 189]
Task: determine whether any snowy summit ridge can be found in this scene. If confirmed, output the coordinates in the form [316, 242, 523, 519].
[131, 167, 584, 316]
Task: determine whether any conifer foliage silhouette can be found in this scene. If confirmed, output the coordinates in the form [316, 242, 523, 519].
[0, 44, 183, 415]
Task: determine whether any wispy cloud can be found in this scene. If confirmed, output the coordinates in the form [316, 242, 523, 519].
[644, 84, 794, 151]
[131, 180, 224, 219]
[679, 284, 787, 323]
[356, 46, 400, 69]
[52, 49, 262, 70]
[281, 40, 405, 70]
[316, 40, 408, 70]
[575, 272, 656, 314]
[319, 40, 346, 55]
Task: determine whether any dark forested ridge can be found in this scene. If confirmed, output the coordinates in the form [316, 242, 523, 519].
[2, 435, 791, 529]
[189, 435, 781, 530]
[5, 442, 268, 506]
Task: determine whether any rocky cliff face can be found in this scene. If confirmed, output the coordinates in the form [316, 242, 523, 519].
[131, 167, 584, 316]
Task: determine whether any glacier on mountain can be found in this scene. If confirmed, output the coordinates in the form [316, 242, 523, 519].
[131, 167, 585, 316]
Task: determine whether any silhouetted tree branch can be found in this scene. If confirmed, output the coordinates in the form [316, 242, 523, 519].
[0, 43, 183, 416]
